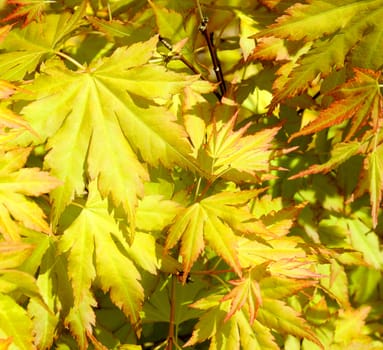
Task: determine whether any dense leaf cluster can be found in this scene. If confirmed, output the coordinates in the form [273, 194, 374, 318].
[0, 0, 383, 349]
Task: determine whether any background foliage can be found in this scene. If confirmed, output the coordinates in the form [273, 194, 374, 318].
[1, 0, 383, 349]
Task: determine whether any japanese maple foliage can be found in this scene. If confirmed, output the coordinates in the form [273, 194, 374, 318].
[0, 1, 382, 349]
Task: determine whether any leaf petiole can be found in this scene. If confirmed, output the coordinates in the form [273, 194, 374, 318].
[55, 51, 86, 71]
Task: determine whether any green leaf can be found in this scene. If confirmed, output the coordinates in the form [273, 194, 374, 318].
[142, 274, 205, 324]
[256, 1, 383, 103]
[260, 276, 317, 299]
[136, 195, 182, 232]
[0, 293, 35, 350]
[367, 144, 383, 228]
[318, 260, 350, 308]
[28, 242, 61, 350]
[0, 270, 40, 298]
[347, 219, 383, 269]
[166, 203, 206, 280]
[203, 115, 279, 180]
[222, 268, 264, 324]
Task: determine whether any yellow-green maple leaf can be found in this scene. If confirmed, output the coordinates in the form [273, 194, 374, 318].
[0, 9, 86, 81]
[19, 36, 199, 225]
[185, 295, 279, 350]
[202, 114, 279, 181]
[0, 148, 61, 240]
[58, 181, 145, 343]
[256, 0, 383, 105]
[0, 294, 35, 350]
[166, 190, 262, 282]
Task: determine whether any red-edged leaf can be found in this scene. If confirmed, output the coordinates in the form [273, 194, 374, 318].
[222, 267, 265, 324]
[289, 68, 382, 141]
[3, 0, 47, 26]
[289, 141, 362, 179]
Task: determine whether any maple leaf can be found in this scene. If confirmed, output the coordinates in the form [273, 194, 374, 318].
[0, 147, 61, 240]
[19, 36, 198, 225]
[251, 196, 305, 237]
[289, 69, 383, 141]
[135, 195, 182, 232]
[0, 294, 35, 350]
[0, 241, 34, 269]
[255, 0, 383, 106]
[3, 0, 48, 26]
[0, 8, 85, 80]
[333, 306, 371, 345]
[0, 107, 35, 148]
[257, 298, 323, 349]
[221, 266, 265, 324]
[289, 142, 362, 179]
[27, 239, 62, 350]
[258, 1, 372, 42]
[185, 295, 279, 350]
[201, 114, 279, 181]
[58, 181, 145, 344]
[165, 190, 262, 282]
[260, 276, 317, 299]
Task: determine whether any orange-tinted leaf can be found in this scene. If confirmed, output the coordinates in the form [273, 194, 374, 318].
[290, 68, 382, 141]
[3, 0, 47, 25]
[222, 267, 264, 324]
[289, 142, 361, 179]
[260, 276, 317, 299]
[0, 25, 12, 43]
[251, 36, 292, 61]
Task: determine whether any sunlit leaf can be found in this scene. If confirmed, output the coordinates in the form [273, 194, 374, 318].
[289, 69, 382, 141]
[289, 142, 361, 179]
[0, 293, 35, 350]
[0, 241, 34, 269]
[185, 295, 279, 349]
[347, 219, 383, 269]
[203, 114, 279, 180]
[0, 10, 85, 80]
[19, 36, 198, 225]
[0, 148, 60, 240]
[257, 298, 323, 349]
[59, 181, 144, 341]
[166, 190, 262, 282]
[222, 267, 264, 324]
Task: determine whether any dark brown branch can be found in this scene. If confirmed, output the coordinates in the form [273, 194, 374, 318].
[198, 17, 226, 99]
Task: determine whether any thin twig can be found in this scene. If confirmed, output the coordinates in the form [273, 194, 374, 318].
[199, 21, 226, 98]
[196, 0, 226, 99]
[158, 36, 221, 100]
